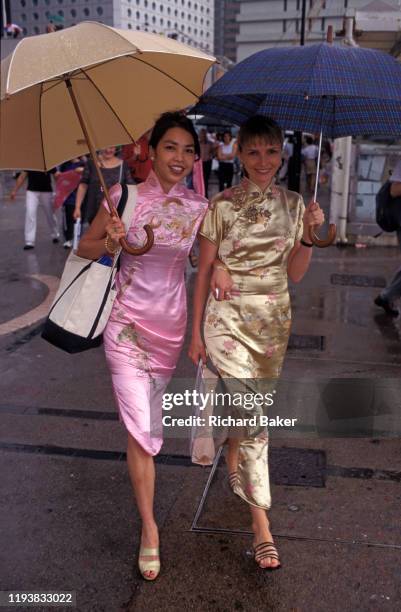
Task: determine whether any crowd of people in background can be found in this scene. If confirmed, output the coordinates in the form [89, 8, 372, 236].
[9, 127, 332, 251]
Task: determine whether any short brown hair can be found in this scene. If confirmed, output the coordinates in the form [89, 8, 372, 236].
[238, 116, 283, 151]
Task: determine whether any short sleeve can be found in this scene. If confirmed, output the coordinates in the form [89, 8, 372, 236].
[199, 199, 224, 246]
[295, 195, 306, 243]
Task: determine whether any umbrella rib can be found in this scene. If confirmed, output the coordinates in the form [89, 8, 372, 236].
[79, 68, 136, 143]
[126, 55, 199, 98]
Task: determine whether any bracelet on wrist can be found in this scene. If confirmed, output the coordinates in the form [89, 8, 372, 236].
[300, 238, 313, 248]
[212, 260, 228, 272]
[105, 235, 119, 255]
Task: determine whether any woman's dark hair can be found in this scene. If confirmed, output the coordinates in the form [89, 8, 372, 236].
[238, 115, 283, 151]
[149, 112, 200, 158]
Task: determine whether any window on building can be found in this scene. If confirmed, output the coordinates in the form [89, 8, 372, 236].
[308, 18, 312, 30]
[152, 2, 156, 8]
[160, 4, 164, 12]
[282, 19, 286, 33]
[33, 13, 39, 20]
[283, 0, 287, 11]
[128, 23, 132, 29]
[33, 0, 38, 5]
[296, 19, 299, 33]
[152, 16, 156, 23]
[83, 8, 89, 16]
[344, 0, 348, 6]
[128, 8, 132, 16]
[21, 13, 26, 21]
[58, 10, 64, 17]
[321, 17, 326, 31]
[20, 0, 26, 6]
[296, 0, 300, 10]
[137, 25, 140, 30]
[71, 9, 76, 17]
[97, 7, 103, 15]
[136, 11, 140, 19]
[160, 18, 164, 25]
[34, 26, 40, 34]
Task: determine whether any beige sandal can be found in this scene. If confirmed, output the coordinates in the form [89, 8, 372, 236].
[138, 546, 160, 581]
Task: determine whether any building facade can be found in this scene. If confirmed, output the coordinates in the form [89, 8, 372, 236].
[7, 0, 214, 53]
[214, 0, 240, 62]
[236, 0, 400, 61]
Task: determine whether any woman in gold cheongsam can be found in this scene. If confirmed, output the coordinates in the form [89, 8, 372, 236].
[189, 116, 324, 570]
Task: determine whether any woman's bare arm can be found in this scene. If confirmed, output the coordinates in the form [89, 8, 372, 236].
[189, 236, 218, 364]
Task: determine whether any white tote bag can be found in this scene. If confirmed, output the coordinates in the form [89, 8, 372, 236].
[190, 360, 219, 466]
[42, 184, 137, 353]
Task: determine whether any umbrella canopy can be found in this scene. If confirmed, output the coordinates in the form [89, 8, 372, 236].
[0, 21, 215, 170]
[193, 43, 401, 138]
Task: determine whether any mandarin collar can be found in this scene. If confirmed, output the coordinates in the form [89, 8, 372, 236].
[143, 169, 186, 197]
[241, 176, 280, 198]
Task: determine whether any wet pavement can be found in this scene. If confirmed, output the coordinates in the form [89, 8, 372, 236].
[0, 175, 400, 611]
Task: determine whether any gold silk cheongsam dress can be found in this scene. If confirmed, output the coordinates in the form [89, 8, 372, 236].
[199, 177, 305, 509]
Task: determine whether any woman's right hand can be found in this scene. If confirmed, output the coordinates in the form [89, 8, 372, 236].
[105, 216, 126, 247]
[73, 207, 81, 220]
[188, 334, 207, 366]
[210, 267, 234, 301]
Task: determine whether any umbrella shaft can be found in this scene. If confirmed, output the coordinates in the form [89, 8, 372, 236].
[65, 78, 116, 217]
[313, 131, 323, 203]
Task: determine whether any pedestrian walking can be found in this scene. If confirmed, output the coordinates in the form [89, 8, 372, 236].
[77, 113, 208, 581]
[55, 158, 86, 248]
[217, 130, 237, 191]
[199, 128, 214, 197]
[302, 136, 319, 192]
[374, 159, 401, 317]
[189, 116, 324, 570]
[9, 170, 60, 250]
[73, 147, 133, 224]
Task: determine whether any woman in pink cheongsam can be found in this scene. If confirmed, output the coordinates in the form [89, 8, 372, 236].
[77, 113, 208, 581]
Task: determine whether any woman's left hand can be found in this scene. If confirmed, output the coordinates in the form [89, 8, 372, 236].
[303, 200, 325, 231]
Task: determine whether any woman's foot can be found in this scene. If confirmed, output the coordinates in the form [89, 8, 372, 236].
[252, 521, 281, 570]
[139, 522, 160, 580]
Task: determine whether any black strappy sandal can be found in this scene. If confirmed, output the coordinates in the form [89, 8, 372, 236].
[253, 541, 282, 571]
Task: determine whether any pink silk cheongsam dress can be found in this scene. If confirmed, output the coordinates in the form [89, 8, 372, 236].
[103, 171, 208, 455]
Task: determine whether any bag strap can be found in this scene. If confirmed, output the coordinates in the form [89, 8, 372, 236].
[113, 184, 138, 265]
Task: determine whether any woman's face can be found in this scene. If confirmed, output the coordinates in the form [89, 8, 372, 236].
[239, 137, 282, 190]
[151, 127, 195, 192]
[101, 147, 117, 159]
[223, 132, 231, 144]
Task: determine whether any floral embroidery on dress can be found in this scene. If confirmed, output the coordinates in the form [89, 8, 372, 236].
[249, 266, 269, 279]
[222, 338, 239, 357]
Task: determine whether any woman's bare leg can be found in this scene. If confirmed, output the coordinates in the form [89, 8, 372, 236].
[126, 433, 159, 579]
[226, 437, 240, 474]
[227, 437, 279, 569]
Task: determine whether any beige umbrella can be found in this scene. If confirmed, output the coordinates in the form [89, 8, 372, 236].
[0, 21, 215, 254]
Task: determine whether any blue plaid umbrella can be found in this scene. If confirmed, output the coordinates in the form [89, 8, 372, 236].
[194, 42, 401, 246]
[194, 43, 401, 139]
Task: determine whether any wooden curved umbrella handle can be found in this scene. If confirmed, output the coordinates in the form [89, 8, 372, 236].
[119, 224, 154, 255]
[308, 223, 337, 248]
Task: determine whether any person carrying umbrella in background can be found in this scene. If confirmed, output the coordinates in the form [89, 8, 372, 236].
[189, 115, 324, 570]
[55, 157, 86, 248]
[9, 170, 60, 250]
